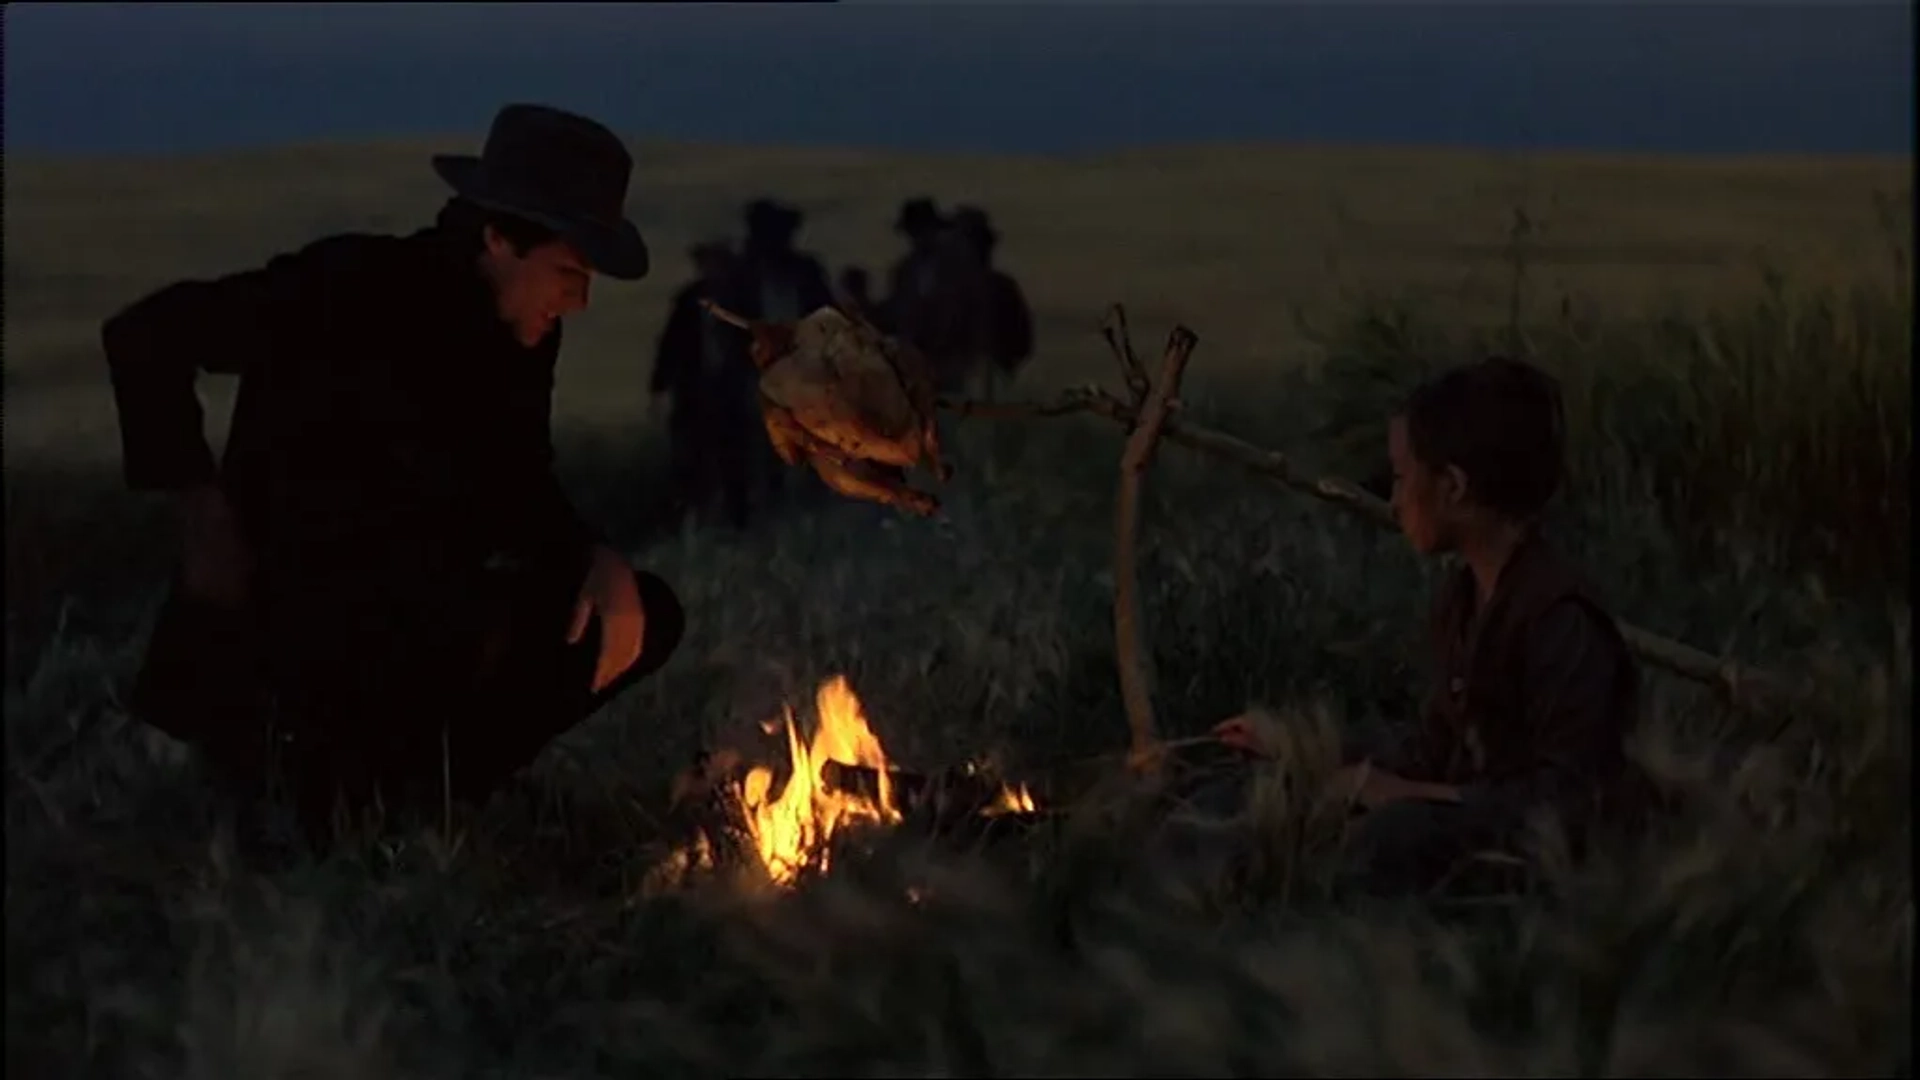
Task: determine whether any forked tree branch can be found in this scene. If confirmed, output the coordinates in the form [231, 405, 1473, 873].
[1112, 328, 1200, 768]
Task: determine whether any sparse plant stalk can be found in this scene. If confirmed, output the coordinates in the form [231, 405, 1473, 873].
[1504, 202, 1536, 357]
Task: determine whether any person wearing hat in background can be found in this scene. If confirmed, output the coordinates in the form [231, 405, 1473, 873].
[649, 239, 762, 531]
[881, 196, 950, 344]
[946, 205, 1034, 402]
[101, 103, 685, 852]
[738, 197, 835, 325]
[907, 203, 1034, 397]
[735, 197, 836, 508]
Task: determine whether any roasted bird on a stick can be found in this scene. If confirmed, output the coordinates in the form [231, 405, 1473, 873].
[702, 300, 952, 516]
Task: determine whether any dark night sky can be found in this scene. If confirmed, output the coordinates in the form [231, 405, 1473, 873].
[5, 2, 1911, 157]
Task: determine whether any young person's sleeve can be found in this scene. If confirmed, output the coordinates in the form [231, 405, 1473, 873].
[1455, 600, 1629, 819]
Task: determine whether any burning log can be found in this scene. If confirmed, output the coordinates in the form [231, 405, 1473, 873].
[820, 760, 1043, 835]
[818, 758, 945, 809]
[654, 675, 1047, 889]
[654, 754, 1045, 889]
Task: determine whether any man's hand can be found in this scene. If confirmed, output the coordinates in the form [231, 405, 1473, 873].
[568, 544, 647, 693]
[174, 484, 252, 609]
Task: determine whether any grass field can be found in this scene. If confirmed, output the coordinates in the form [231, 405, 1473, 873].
[5, 140, 1912, 1076]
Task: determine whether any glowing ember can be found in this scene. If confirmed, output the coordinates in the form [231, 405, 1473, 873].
[985, 781, 1038, 816]
[728, 675, 1038, 887]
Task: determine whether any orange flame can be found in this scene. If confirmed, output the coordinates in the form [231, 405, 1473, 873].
[734, 675, 901, 885]
[985, 781, 1038, 816]
[729, 675, 1037, 886]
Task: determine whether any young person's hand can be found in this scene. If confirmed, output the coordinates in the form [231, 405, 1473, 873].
[1212, 714, 1272, 757]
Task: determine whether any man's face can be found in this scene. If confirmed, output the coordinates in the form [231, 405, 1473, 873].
[482, 227, 593, 347]
[1387, 414, 1468, 556]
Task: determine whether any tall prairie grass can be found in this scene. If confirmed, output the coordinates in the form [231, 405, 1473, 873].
[8, 259, 1910, 1074]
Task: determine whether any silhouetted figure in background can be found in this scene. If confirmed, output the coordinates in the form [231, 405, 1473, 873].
[736, 198, 836, 507]
[738, 198, 834, 324]
[948, 206, 1034, 401]
[883, 197, 950, 343]
[907, 205, 986, 393]
[908, 205, 1035, 397]
[650, 240, 762, 530]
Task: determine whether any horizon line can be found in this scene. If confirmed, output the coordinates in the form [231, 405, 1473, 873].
[12, 133, 1911, 170]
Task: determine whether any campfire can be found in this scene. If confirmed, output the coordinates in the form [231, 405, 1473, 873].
[740, 675, 901, 885]
[667, 675, 1040, 889]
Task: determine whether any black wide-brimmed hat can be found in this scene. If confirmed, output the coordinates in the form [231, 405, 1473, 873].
[895, 196, 944, 234]
[432, 103, 650, 280]
[951, 205, 999, 250]
[744, 198, 804, 241]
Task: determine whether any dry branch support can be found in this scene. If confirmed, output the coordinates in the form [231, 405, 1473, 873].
[1110, 324, 1200, 767]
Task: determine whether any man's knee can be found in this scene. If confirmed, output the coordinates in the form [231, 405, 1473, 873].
[572, 565, 684, 712]
[540, 561, 686, 714]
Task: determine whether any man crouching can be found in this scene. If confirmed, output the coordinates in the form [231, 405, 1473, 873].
[103, 104, 684, 849]
[1218, 357, 1645, 897]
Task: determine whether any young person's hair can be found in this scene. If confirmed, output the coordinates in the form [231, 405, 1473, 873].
[435, 197, 559, 259]
[1401, 356, 1568, 519]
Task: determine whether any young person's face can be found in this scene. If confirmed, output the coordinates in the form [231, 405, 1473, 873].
[482, 228, 594, 347]
[1387, 414, 1470, 555]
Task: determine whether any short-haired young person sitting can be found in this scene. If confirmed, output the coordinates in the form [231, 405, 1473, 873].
[1218, 357, 1643, 895]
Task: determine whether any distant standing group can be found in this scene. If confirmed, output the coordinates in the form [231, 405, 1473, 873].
[650, 199, 832, 531]
[650, 195, 1033, 531]
[872, 197, 1034, 400]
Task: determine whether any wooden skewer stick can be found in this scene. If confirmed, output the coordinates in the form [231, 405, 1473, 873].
[698, 298, 754, 331]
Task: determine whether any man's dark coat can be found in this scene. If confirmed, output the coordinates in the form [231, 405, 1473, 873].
[104, 223, 665, 813]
